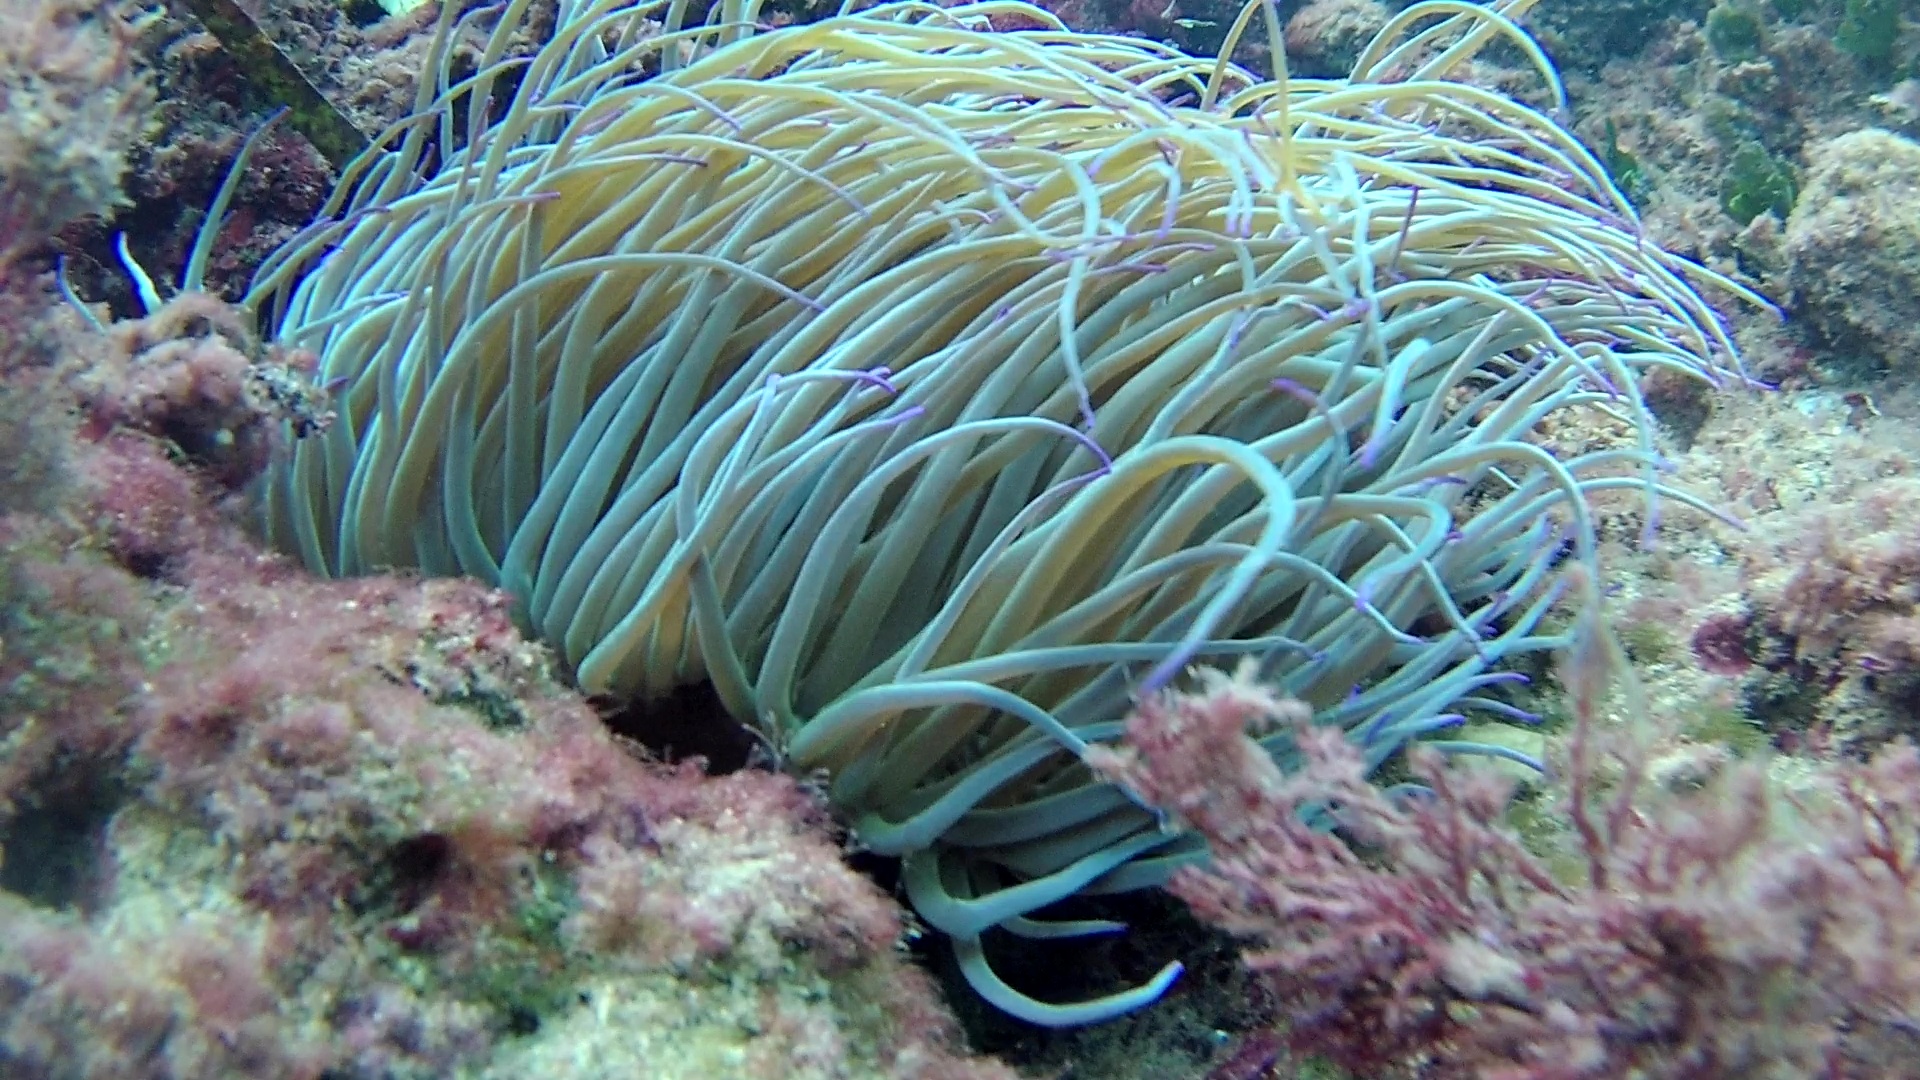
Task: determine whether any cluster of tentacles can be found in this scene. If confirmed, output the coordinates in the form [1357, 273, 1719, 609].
[249, 0, 1760, 1023]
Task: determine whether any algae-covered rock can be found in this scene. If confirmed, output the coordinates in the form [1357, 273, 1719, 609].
[1784, 129, 1920, 375]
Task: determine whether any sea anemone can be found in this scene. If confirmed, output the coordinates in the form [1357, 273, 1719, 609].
[249, 0, 1761, 1023]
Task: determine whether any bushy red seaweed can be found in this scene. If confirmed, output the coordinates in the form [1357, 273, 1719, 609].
[1092, 658, 1920, 1079]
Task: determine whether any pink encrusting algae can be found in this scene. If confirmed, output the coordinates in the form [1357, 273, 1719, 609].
[0, 293, 1017, 1079]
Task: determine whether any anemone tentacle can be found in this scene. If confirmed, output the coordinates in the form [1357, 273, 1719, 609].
[254, 0, 1761, 1025]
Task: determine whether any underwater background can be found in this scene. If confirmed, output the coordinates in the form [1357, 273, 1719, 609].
[3, 0, 1920, 1076]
